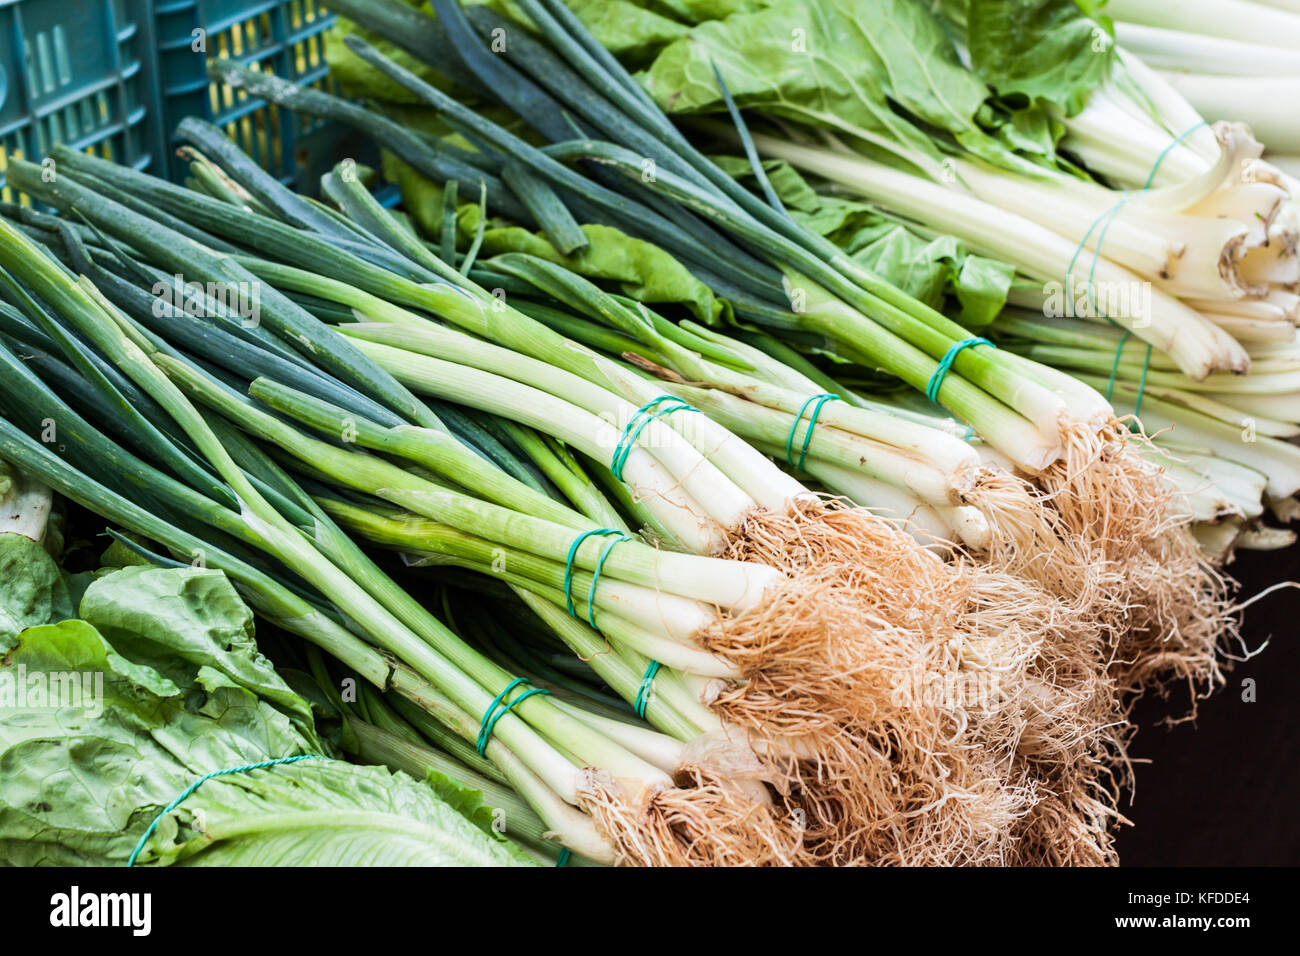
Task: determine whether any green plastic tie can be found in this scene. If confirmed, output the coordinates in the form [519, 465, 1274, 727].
[556, 847, 572, 867]
[784, 392, 840, 471]
[635, 660, 661, 719]
[564, 528, 631, 630]
[477, 678, 551, 755]
[126, 754, 327, 867]
[925, 339, 993, 404]
[610, 395, 697, 481]
[1132, 342, 1154, 421]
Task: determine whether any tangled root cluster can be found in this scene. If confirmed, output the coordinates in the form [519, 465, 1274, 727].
[580, 451, 1232, 867]
[1031, 421, 1236, 704]
[699, 500, 1095, 865]
[576, 766, 802, 866]
[963, 419, 1243, 863]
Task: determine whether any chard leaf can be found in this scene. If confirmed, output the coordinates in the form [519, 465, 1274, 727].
[469, 217, 724, 322]
[963, 0, 1115, 116]
[639, 0, 1010, 172]
[713, 155, 1014, 325]
[0, 532, 75, 649]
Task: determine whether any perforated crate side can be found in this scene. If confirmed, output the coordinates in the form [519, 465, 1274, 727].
[154, 0, 338, 190]
[0, 0, 164, 202]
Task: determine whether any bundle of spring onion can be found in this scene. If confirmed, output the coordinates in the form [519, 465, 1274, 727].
[25, 59, 1214, 866]
[379, 0, 1258, 697]
[1, 123, 1116, 863]
[620, 0, 1298, 567]
[182, 0, 1267, 857]
[0, 208, 812, 866]
[0, 143, 1055, 865]
[5, 0, 1286, 865]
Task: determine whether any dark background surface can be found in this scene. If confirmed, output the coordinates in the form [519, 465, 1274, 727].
[1117, 545, 1299, 866]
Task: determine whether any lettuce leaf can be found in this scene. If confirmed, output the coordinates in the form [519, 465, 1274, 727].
[0, 562, 535, 866]
[0, 533, 74, 650]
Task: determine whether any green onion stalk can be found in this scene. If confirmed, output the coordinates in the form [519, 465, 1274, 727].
[203, 47, 1098, 466]
[7, 155, 1057, 867]
[178, 109, 1155, 862]
[268, 0, 1252, 860]
[992, 310, 1300, 552]
[0, 219, 823, 867]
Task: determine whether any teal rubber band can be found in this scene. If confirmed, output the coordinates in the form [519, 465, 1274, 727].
[610, 395, 698, 481]
[1105, 330, 1132, 402]
[1085, 197, 1132, 318]
[1107, 337, 1154, 431]
[563, 528, 630, 630]
[127, 754, 327, 867]
[586, 533, 630, 630]
[1085, 123, 1196, 422]
[478, 687, 549, 755]
[1133, 342, 1154, 421]
[1143, 120, 1208, 189]
[925, 338, 993, 404]
[1065, 121, 1206, 324]
[1065, 195, 1130, 320]
[556, 847, 572, 867]
[477, 678, 551, 755]
[783, 392, 840, 471]
[635, 660, 661, 719]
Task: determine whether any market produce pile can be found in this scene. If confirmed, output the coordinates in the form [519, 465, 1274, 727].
[1, 0, 1296, 866]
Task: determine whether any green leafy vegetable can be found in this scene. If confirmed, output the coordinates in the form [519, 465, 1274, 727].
[638, 0, 1010, 171]
[962, 0, 1115, 116]
[712, 156, 1014, 325]
[0, 561, 536, 867]
[0, 533, 74, 650]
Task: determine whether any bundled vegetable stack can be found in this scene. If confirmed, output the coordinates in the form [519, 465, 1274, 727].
[0, 0, 1293, 867]
[615, 0, 1300, 563]
[0, 129, 1096, 864]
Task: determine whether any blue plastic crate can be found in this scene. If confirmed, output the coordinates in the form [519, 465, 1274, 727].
[1, 0, 347, 202]
[153, 0, 341, 190]
[0, 0, 165, 201]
